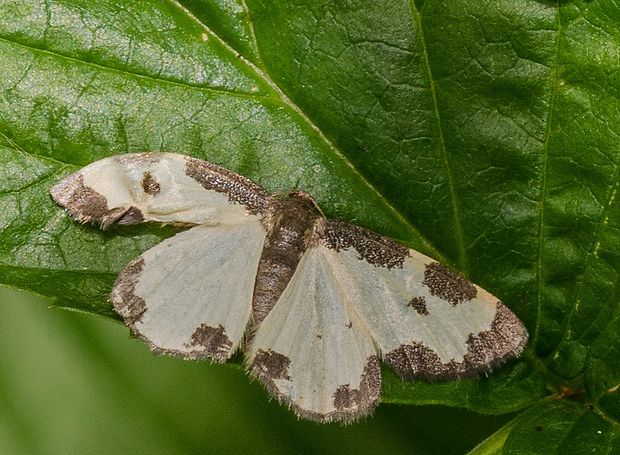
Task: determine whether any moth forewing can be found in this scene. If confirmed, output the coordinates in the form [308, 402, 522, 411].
[50, 153, 272, 227]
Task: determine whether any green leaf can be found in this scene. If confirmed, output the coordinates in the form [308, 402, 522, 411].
[1, 0, 619, 450]
[468, 413, 519, 455]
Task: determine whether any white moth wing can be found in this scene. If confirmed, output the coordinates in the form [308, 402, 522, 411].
[320, 221, 528, 380]
[51, 152, 271, 228]
[248, 247, 381, 423]
[111, 220, 266, 361]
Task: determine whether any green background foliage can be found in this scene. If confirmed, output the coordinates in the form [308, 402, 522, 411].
[0, 287, 511, 454]
[0, 0, 619, 452]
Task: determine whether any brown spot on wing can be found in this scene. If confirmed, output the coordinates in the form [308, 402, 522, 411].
[463, 302, 528, 367]
[423, 262, 477, 306]
[321, 220, 409, 269]
[141, 171, 161, 195]
[252, 349, 291, 380]
[51, 174, 120, 226]
[385, 303, 528, 380]
[111, 257, 147, 325]
[251, 349, 292, 396]
[184, 157, 270, 213]
[407, 296, 429, 316]
[51, 174, 140, 229]
[332, 356, 381, 415]
[186, 324, 233, 363]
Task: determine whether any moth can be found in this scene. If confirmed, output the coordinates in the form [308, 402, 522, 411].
[51, 152, 528, 423]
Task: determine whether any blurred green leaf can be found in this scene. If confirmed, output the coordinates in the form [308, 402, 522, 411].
[1, 286, 514, 455]
[1, 0, 619, 451]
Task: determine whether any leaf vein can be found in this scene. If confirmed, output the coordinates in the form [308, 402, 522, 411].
[239, 0, 262, 64]
[408, 0, 468, 273]
[0, 35, 269, 101]
[533, 1, 563, 346]
[546, 167, 620, 362]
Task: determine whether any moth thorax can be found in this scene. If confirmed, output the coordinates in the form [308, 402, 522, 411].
[284, 190, 322, 215]
[264, 193, 319, 246]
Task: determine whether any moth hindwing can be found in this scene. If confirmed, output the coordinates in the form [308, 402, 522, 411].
[51, 152, 528, 423]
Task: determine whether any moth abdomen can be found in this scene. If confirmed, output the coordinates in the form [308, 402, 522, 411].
[251, 193, 323, 325]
